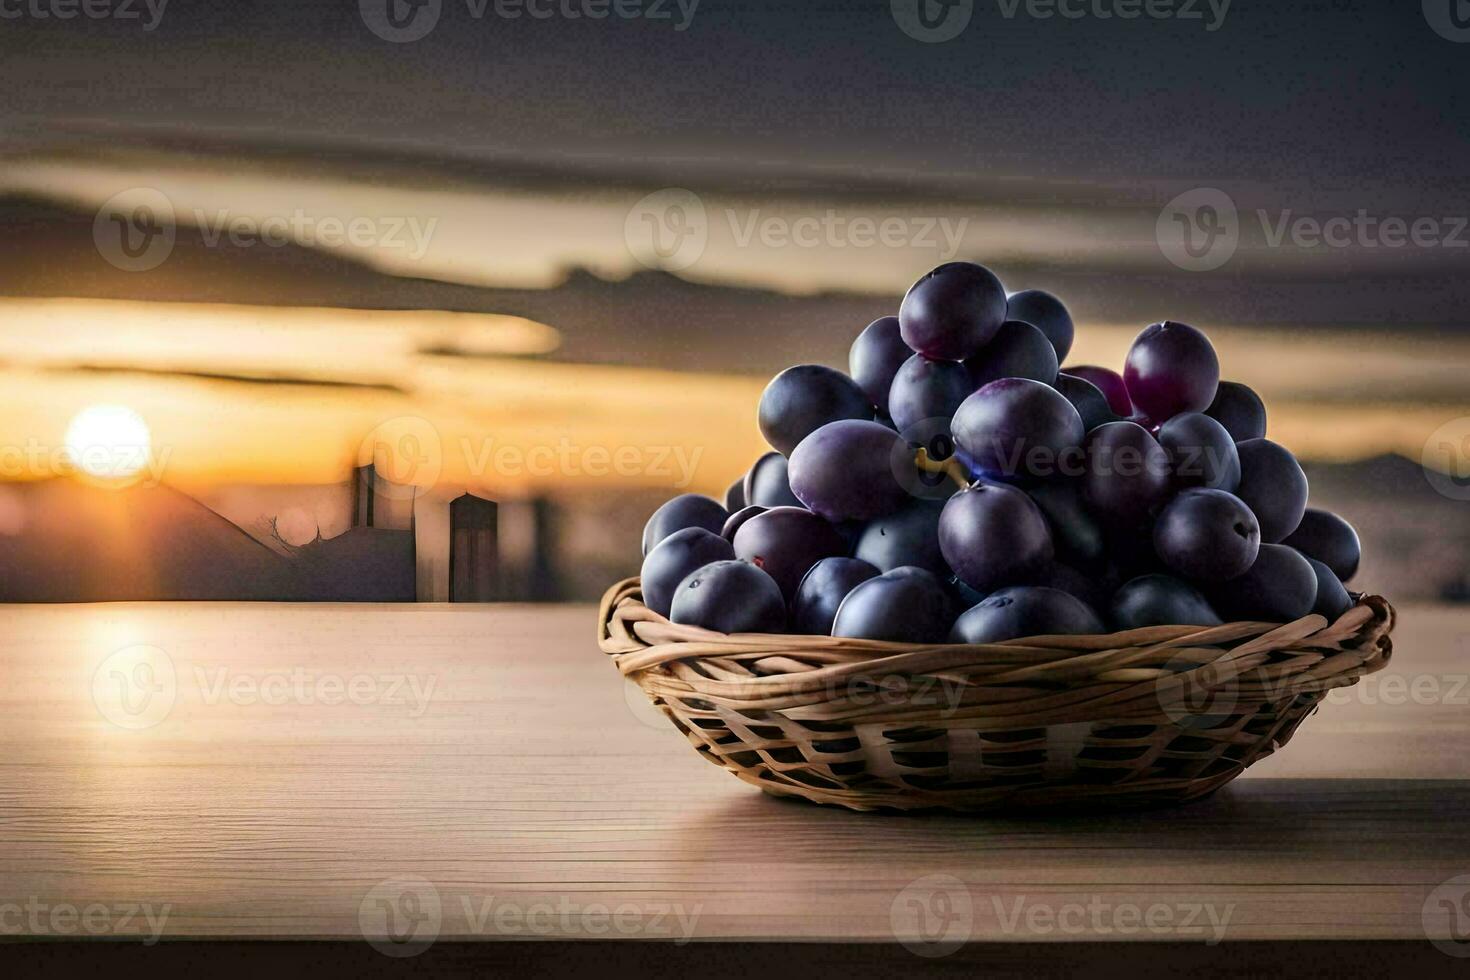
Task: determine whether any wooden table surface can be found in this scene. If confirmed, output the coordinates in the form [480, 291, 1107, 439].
[2, 601, 1468, 950]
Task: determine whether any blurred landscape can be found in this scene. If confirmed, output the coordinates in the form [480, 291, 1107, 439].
[1, 131, 1468, 602]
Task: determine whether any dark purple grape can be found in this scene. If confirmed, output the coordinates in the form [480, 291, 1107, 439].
[744, 451, 803, 508]
[1054, 373, 1119, 432]
[952, 378, 1084, 482]
[720, 505, 767, 542]
[898, 262, 1006, 361]
[788, 419, 911, 522]
[670, 560, 786, 634]
[1306, 557, 1353, 621]
[639, 527, 736, 617]
[966, 319, 1059, 388]
[1205, 380, 1267, 441]
[724, 477, 746, 512]
[732, 506, 846, 600]
[950, 586, 1103, 644]
[849, 316, 912, 415]
[758, 364, 872, 456]
[1109, 574, 1223, 630]
[1080, 421, 1173, 529]
[1064, 365, 1132, 417]
[1040, 562, 1110, 610]
[831, 566, 955, 643]
[1207, 543, 1317, 622]
[642, 494, 728, 556]
[938, 482, 1054, 593]
[853, 497, 948, 576]
[1153, 489, 1260, 582]
[1282, 508, 1360, 582]
[1234, 438, 1308, 542]
[1027, 481, 1106, 571]
[1123, 321, 1220, 421]
[1157, 412, 1241, 492]
[792, 557, 880, 635]
[888, 353, 974, 435]
[1005, 289, 1075, 362]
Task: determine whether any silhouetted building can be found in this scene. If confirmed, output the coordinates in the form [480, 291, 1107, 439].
[449, 493, 498, 602]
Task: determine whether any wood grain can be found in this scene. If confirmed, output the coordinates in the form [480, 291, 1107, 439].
[0, 601, 1467, 944]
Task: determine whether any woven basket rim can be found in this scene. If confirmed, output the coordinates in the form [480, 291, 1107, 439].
[598, 576, 1395, 723]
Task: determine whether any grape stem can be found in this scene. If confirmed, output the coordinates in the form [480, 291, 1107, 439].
[914, 447, 972, 490]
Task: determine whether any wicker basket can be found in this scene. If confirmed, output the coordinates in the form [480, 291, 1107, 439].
[598, 578, 1395, 813]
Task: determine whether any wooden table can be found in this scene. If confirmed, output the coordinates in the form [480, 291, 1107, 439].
[1, 602, 1467, 966]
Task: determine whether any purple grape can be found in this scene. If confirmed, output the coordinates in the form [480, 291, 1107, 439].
[1123, 321, 1220, 421]
[849, 316, 912, 415]
[724, 477, 746, 511]
[1053, 373, 1119, 432]
[1234, 438, 1308, 542]
[853, 497, 948, 577]
[888, 353, 974, 435]
[1205, 380, 1267, 441]
[640, 527, 736, 617]
[1282, 508, 1360, 581]
[1157, 412, 1241, 492]
[1080, 421, 1173, 529]
[952, 378, 1084, 482]
[1005, 289, 1075, 362]
[1153, 488, 1261, 582]
[788, 419, 912, 522]
[1306, 556, 1353, 620]
[1039, 561, 1110, 610]
[743, 451, 803, 508]
[831, 566, 955, 643]
[1027, 481, 1106, 571]
[950, 586, 1103, 644]
[642, 494, 728, 555]
[938, 482, 1054, 593]
[1065, 365, 1132, 417]
[1207, 543, 1317, 622]
[898, 262, 1006, 361]
[1109, 574, 1222, 629]
[670, 560, 786, 634]
[792, 557, 880, 635]
[966, 319, 1059, 388]
[732, 505, 846, 600]
[758, 364, 873, 456]
[720, 504, 767, 542]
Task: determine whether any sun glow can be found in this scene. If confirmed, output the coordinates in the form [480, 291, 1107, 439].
[64, 405, 152, 480]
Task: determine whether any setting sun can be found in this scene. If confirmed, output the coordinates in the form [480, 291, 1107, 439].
[64, 405, 152, 480]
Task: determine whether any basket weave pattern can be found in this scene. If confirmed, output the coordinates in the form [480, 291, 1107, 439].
[598, 578, 1395, 812]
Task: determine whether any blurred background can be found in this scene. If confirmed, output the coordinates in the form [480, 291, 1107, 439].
[0, 0, 1467, 602]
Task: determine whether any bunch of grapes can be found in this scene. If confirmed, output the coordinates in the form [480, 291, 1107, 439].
[639, 261, 1361, 644]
